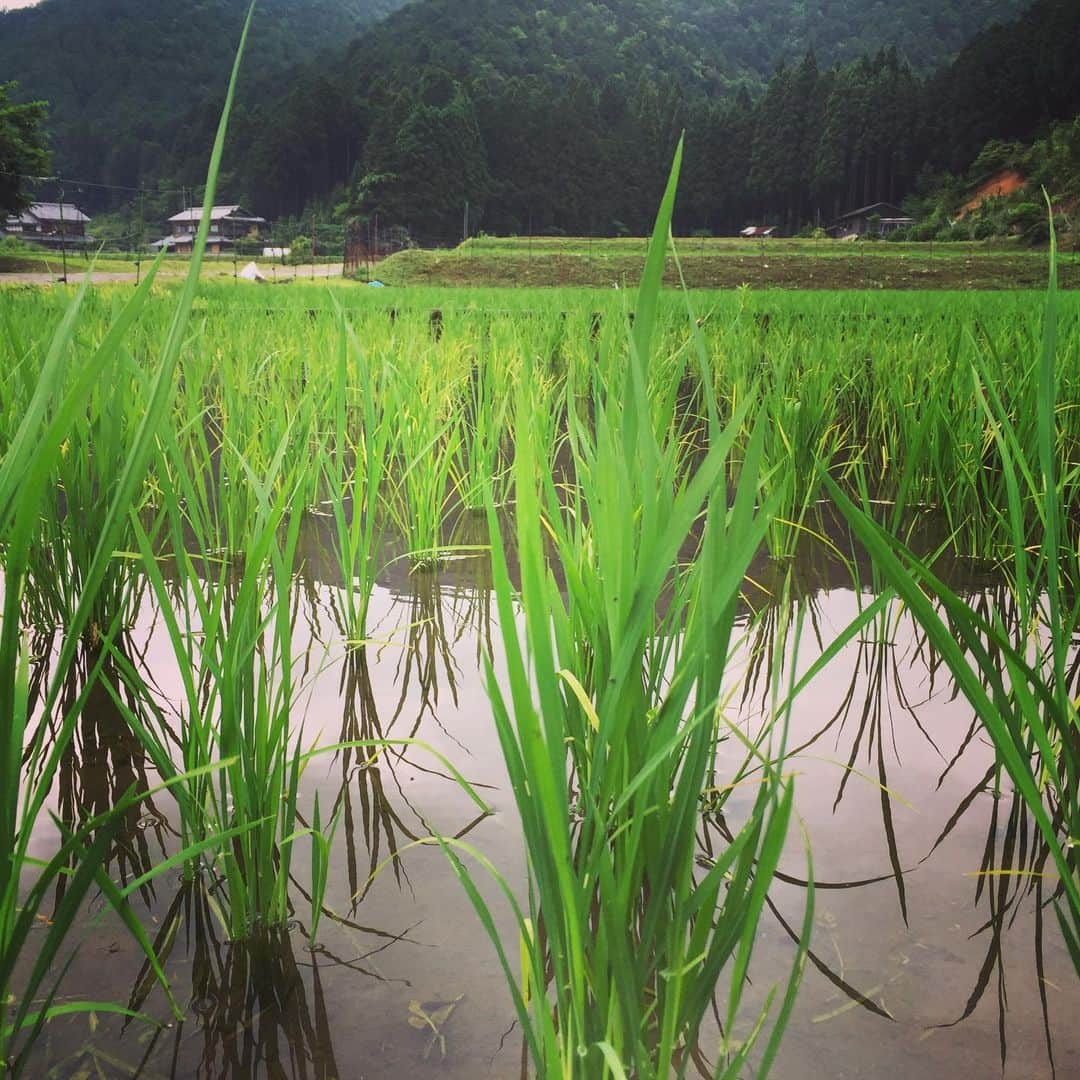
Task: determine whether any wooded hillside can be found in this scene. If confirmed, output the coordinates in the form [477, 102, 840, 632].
[5, 0, 1075, 240]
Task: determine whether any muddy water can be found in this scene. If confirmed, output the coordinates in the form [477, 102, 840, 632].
[725, 590, 1079, 1079]
[14, 537, 1080, 1079]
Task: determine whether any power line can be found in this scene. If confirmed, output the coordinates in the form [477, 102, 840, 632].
[13, 172, 190, 197]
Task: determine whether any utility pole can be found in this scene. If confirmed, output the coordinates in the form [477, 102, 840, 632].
[58, 186, 68, 283]
[135, 190, 144, 287]
[463, 199, 470, 246]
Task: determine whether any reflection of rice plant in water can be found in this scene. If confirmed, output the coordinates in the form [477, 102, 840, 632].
[123, 881, 345, 1078]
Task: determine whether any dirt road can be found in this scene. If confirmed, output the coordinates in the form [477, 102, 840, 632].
[0, 264, 344, 287]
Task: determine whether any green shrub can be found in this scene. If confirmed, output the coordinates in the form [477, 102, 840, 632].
[1009, 202, 1050, 245]
[934, 222, 970, 242]
[0, 235, 36, 255]
[907, 219, 940, 241]
[287, 234, 313, 264]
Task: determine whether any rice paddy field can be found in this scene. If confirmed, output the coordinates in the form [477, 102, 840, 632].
[2, 176, 1080, 1078]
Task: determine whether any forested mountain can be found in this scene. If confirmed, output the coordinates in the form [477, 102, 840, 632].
[3, 0, 1028, 203]
[0, 0, 411, 190]
[336, 0, 1028, 94]
[654, 1, 1030, 78]
[922, 0, 1080, 173]
[212, 0, 1073, 237]
[5, 0, 1075, 240]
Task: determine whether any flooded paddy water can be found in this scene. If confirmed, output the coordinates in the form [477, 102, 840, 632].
[3, 262, 1079, 1079]
[11, 509, 1079, 1079]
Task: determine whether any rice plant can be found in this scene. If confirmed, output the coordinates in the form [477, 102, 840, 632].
[120, 425, 313, 939]
[431, 143, 812, 1078]
[316, 311, 392, 645]
[384, 350, 463, 571]
[0, 10, 280, 1070]
[456, 353, 512, 509]
[826, 209, 1080, 972]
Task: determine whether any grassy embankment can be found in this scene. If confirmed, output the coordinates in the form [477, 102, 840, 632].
[369, 234, 1080, 289]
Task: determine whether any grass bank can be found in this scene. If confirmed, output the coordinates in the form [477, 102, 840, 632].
[370, 241, 1080, 289]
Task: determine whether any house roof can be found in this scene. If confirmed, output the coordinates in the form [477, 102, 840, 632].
[151, 233, 235, 248]
[834, 202, 906, 221]
[27, 202, 91, 223]
[3, 210, 38, 226]
[167, 204, 266, 224]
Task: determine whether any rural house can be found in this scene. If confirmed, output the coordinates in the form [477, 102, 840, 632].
[828, 202, 914, 238]
[2, 202, 92, 245]
[153, 204, 268, 254]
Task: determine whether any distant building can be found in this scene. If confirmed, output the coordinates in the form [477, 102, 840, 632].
[828, 202, 914, 238]
[739, 225, 778, 238]
[3, 202, 92, 244]
[152, 204, 267, 253]
[151, 233, 230, 255]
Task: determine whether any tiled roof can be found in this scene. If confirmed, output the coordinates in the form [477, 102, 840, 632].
[27, 202, 91, 223]
[167, 205, 266, 224]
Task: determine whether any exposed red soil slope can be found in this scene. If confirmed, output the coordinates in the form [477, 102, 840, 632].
[958, 170, 1027, 217]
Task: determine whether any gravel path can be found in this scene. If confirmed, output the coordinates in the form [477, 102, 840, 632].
[0, 264, 344, 286]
